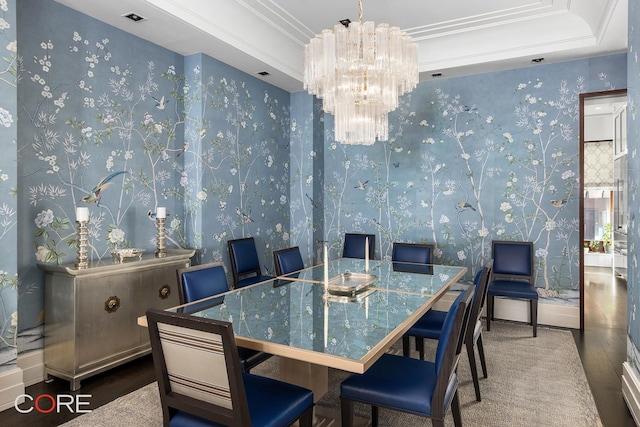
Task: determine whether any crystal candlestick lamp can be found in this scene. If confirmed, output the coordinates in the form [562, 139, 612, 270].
[155, 207, 167, 258]
[75, 207, 89, 269]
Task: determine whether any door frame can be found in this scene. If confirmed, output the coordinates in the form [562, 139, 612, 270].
[579, 88, 627, 331]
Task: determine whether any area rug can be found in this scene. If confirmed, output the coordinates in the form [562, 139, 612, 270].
[61, 321, 602, 426]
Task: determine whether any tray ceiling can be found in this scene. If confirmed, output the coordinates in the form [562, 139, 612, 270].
[54, 0, 628, 92]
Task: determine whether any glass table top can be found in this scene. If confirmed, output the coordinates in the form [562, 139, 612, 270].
[171, 259, 467, 372]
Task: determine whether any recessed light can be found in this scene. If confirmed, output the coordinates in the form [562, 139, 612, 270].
[258, 71, 270, 76]
[123, 12, 146, 22]
[531, 57, 544, 63]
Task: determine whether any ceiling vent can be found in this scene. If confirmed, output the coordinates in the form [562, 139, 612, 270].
[123, 12, 146, 22]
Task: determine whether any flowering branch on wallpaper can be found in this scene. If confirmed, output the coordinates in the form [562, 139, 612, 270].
[324, 75, 583, 298]
[23, 32, 187, 264]
[0, 271, 18, 351]
[175, 66, 291, 260]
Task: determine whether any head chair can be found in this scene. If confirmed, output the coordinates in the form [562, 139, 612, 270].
[342, 233, 376, 259]
[392, 242, 434, 274]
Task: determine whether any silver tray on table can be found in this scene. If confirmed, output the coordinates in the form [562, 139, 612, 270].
[324, 287, 377, 303]
[326, 271, 376, 295]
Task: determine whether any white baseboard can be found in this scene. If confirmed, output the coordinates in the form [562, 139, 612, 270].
[17, 349, 45, 387]
[584, 252, 613, 267]
[487, 297, 580, 329]
[0, 366, 24, 412]
[623, 362, 640, 426]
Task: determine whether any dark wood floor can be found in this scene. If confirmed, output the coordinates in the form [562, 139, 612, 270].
[3, 355, 156, 427]
[2, 266, 635, 426]
[572, 266, 635, 427]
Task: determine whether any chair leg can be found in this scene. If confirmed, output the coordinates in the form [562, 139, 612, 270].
[299, 407, 313, 427]
[416, 337, 425, 360]
[371, 405, 379, 427]
[486, 295, 493, 331]
[531, 299, 538, 337]
[477, 333, 488, 378]
[466, 340, 482, 401]
[451, 389, 462, 427]
[402, 334, 411, 357]
[341, 397, 355, 427]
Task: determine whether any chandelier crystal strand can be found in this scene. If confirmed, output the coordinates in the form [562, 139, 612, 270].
[304, 0, 418, 145]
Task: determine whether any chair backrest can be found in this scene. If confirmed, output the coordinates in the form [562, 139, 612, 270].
[342, 233, 376, 259]
[491, 240, 534, 284]
[477, 259, 494, 311]
[228, 237, 262, 287]
[273, 246, 305, 276]
[391, 242, 434, 274]
[467, 259, 493, 341]
[177, 262, 229, 304]
[435, 284, 475, 372]
[146, 308, 251, 426]
[431, 285, 473, 410]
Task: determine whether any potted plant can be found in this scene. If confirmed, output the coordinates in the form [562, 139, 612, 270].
[601, 223, 612, 252]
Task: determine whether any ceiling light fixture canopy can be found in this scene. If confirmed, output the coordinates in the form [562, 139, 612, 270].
[303, 0, 418, 145]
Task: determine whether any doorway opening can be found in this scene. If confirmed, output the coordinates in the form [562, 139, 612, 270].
[579, 89, 627, 330]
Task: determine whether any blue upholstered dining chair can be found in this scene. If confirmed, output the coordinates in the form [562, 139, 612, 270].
[227, 237, 274, 288]
[392, 242, 434, 274]
[177, 262, 229, 305]
[486, 240, 538, 337]
[146, 309, 314, 427]
[342, 233, 376, 259]
[402, 260, 494, 402]
[273, 246, 305, 276]
[177, 262, 272, 373]
[340, 284, 474, 427]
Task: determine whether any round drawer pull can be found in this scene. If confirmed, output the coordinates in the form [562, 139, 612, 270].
[159, 285, 171, 299]
[104, 296, 121, 313]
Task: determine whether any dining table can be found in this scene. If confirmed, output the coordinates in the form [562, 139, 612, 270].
[140, 257, 467, 409]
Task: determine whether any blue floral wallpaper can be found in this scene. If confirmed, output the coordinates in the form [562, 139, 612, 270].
[627, 0, 640, 379]
[1, 0, 636, 375]
[180, 53, 291, 265]
[0, 0, 17, 368]
[324, 55, 626, 302]
[15, 0, 292, 360]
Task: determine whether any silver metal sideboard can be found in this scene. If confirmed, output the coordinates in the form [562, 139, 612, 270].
[39, 249, 195, 391]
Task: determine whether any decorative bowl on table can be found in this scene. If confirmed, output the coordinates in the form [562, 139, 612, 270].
[112, 248, 144, 263]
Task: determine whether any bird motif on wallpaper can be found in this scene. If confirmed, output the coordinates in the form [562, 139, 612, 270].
[152, 95, 169, 110]
[236, 208, 254, 223]
[176, 141, 189, 157]
[81, 171, 128, 206]
[354, 180, 369, 191]
[456, 201, 476, 212]
[305, 193, 318, 209]
[551, 199, 569, 208]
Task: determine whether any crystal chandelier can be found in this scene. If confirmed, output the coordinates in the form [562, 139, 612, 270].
[303, 0, 418, 145]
